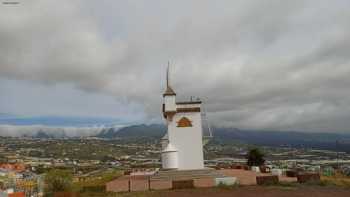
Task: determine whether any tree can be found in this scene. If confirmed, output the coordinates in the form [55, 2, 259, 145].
[246, 148, 265, 166]
[44, 169, 73, 196]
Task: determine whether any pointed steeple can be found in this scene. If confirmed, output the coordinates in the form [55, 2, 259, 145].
[163, 62, 176, 97]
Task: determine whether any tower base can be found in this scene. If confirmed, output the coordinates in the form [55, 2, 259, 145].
[151, 168, 226, 181]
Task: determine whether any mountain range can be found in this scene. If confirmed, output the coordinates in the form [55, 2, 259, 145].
[95, 124, 350, 152]
[1, 123, 350, 152]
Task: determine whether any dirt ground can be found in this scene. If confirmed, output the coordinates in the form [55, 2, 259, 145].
[115, 186, 350, 197]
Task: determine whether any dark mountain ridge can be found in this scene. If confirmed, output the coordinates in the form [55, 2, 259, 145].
[214, 128, 350, 152]
[96, 124, 350, 152]
[96, 124, 165, 139]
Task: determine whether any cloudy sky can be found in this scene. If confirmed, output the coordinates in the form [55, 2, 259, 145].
[1, 0, 350, 133]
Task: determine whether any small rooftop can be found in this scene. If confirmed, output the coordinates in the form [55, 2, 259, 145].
[163, 86, 176, 96]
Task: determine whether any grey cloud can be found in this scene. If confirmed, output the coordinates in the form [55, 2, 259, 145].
[1, 0, 350, 132]
[0, 124, 105, 137]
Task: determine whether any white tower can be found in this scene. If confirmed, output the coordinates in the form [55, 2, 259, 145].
[161, 66, 204, 170]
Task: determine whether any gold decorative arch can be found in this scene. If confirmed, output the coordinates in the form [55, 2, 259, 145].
[177, 117, 192, 127]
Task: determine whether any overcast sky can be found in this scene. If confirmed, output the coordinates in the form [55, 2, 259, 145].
[1, 0, 350, 132]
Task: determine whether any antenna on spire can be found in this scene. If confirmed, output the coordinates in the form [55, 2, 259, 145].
[166, 61, 170, 88]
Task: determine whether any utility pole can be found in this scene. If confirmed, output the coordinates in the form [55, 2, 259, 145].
[336, 140, 339, 170]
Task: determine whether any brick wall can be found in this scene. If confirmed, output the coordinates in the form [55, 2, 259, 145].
[8, 192, 25, 197]
[106, 179, 129, 192]
[172, 180, 194, 189]
[297, 173, 320, 183]
[256, 175, 279, 185]
[130, 179, 149, 191]
[194, 178, 215, 188]
[150, 180, 172, 190]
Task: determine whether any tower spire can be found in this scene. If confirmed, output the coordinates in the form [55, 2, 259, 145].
[163, 61, 176, 97]
[167, 61, 170, 88]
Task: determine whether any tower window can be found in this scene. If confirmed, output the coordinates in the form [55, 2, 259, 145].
[177, 117, 192, 127]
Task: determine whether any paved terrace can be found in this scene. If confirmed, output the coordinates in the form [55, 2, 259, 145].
[106, 169, 297, 192]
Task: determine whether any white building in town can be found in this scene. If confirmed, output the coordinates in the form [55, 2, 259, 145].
[161, 67, 204, 170]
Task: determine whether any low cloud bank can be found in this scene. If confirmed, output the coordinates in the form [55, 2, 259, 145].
[0, 124, 112, 137]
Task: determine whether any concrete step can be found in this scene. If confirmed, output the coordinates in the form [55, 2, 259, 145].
[151, 169, 226, 181]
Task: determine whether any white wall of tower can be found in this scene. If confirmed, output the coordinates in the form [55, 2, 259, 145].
[164, 96, 176, 112]
[166, 108, 204, 170]
[161, 143, 178, 169]
[161, 67, 204, 170]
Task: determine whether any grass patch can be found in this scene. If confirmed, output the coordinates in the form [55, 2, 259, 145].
[321, 175, 350, 188]
[72, 169, 123, 193]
